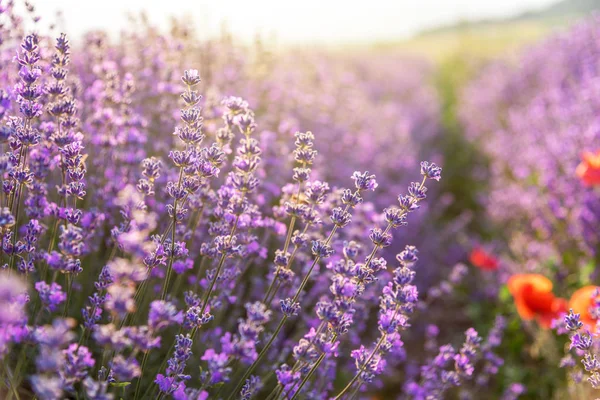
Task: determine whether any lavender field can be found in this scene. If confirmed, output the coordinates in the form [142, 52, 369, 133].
[1, 1, 600, 399]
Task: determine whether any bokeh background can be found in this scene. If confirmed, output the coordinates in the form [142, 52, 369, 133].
[2, 0, 600, 399]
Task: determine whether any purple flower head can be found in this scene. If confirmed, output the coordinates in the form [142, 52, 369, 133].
[201, 349, 232, 384]
[35, 281, 66, 312]
[589, 372, 600, 389]
[280, 298, 300, 317]
[111, 355, 141, 381]
[341, 188, 363, 207]
[342, 240, 361, 259]
[501, 383, 526, 400]
[396, 245, 419, 267]
[0, 272, 27, 325]
[330, 207, 352, 228]
[399, 285, 419, 305]
[31, 376, 63, 399]
[157, 334, 193, 395]
[369, 228, 392, 247]
[570, 332, 593, 351]
[564, 309, 584, 332]
[408, 182, 427, 200]
[454, 353, 474, 377]
[582, 353, 600, 372]
[384, 207, 407, 227]
[181, 69, 201, 86]
[183, 306, 214, 330]
[107, 258, 147, 282]
[63, 344, 95, 384]
[0, 207, 15, 227]
[311, 240, 334, 258]
[351, 171, 378, 191]
[420, 161, 442, 181]
[240, 375, 261, 400]
[275, 364, 300, 387]
[305, 180, 329, 204]
[245, 302, 272, 324]
[148, 300, 183, 331]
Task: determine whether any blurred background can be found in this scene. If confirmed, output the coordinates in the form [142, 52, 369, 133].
[3, 0, 600, 398]
[36, 0, 594, 53]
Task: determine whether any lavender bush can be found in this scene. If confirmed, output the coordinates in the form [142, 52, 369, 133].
[460, 16, 600, 273]
[459, 14, 600, 399]
[0, 2, 498, 400]
[6, 1, 600, 398]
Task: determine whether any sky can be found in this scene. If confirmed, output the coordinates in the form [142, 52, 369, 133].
[33, 0, 559, 44]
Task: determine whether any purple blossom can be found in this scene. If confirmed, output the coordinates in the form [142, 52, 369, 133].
[35, 281, 66, 312]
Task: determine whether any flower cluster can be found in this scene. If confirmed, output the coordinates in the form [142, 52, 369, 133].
[563, 307, 600, 389]
[0, 2, 546, 399]
[0, 25, 453, 398]
[459, 16, 600, 397]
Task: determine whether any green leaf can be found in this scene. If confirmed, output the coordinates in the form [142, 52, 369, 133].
[578, 260, 595, 285]
[499, 284, 511, 303]
[110, 382, 131, 388]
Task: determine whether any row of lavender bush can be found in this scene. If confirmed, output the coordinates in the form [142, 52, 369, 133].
[0, 2, 495, 400]
[460, 14, 600, 400]
[3, 1, 600, 399]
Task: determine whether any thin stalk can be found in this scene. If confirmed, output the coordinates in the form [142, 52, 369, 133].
[192, 257, 209, 291]
[42, 150, 68, 280]
[143, 326, 191, 400]
[4, 360, 21, 400]
[346, 383, 362, 400]
[199, 191, 246, 315]
[333, 304, 401, 400]
[288, 351, 327, 400]
[265, 385, 281, 400]
[283, 216, 296, 253]
[226, 316, 288, 400]
[133, 350, 149, 400]
[262, 177, 306, 303]
[263, 209, 313, 304]
[228, 201, 350, 399]
[8, 145, 29, 273]
[117, 216, 177, 330]
[291, 254, 325, 304]
[169, 206, 206, 296]
[332, 333, 387, 400]
[160, 167, 185, 301]
[264, 280, 282, 305]
[62, 274, 73, 317]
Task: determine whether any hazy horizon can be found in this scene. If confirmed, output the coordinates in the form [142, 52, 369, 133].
[32, 0, 559, 45]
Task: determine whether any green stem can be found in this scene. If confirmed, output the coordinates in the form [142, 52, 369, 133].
[133, 351, 149, 400]
[160, 167, 185, 301]
[199, 193, 245, 315]
[226, 316, 288, 400]
[263, 211, 313, 305]
[283, 216, 296, 253]
[288, 352, 326, 400]
[62, 274, 73, 317]
[333, 332, 389, 400]
[346, 383, 362, 400]
[261, 176, 306, 304]
[8, 179, 25, 272]
[227, 200, 351, 400]
[4, 360, 21, 400]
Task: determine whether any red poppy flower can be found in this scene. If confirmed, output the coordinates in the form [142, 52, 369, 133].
[569, 286, 600, 330]
[469, 247, 499, 271]
[507, 274, 566, 328]
[576, 150, 600, 186]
